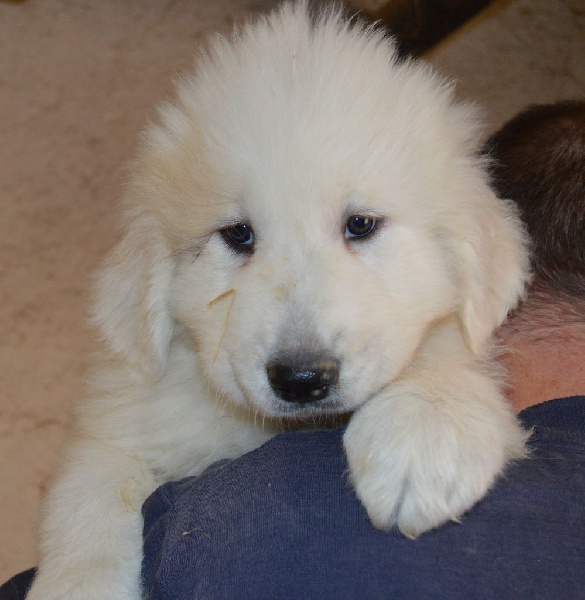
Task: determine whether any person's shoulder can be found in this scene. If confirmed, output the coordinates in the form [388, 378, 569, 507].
[520, 395, 585, 451]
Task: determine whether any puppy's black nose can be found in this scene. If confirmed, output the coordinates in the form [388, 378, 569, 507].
[267, 359, 340, 404]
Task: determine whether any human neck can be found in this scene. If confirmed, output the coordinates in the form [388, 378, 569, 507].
[498, 290, 585, 412]
[501, 334, 585, 413]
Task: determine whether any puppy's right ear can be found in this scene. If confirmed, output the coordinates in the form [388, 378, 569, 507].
[92, 213, 174, 379]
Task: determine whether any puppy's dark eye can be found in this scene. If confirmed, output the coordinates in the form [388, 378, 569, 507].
[220, 222, 255, 253]
[345, 215, 378, 239]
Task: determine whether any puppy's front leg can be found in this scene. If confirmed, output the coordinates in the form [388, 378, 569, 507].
[26, 438, 156, 600]
[344, 331, 528, 537]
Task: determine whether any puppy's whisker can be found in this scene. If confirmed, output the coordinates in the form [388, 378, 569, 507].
[207, 288, 236, 365]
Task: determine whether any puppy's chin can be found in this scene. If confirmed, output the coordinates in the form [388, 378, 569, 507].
[246, 387, 358, 424]
[268, 399, 346, 419]
[268, 402, 353, 430]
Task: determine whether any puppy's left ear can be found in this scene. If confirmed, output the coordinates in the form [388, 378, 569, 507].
[450, 178, 530, 354]
[92, 213, 174, 379]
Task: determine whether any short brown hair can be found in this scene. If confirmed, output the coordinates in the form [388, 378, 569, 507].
[486, 101, 585, 299]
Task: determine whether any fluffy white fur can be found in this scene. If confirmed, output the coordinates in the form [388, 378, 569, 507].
[28, 3, 530, 598]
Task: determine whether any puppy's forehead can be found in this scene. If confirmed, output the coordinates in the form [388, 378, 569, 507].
[140, 6, 481, 242]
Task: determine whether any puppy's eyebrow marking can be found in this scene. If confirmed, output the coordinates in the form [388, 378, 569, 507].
[208, 288, 237, 365]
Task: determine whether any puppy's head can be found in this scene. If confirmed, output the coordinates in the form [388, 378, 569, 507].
[93, 2, 529, 418]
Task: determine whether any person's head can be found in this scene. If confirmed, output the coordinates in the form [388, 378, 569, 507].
[486, 101, 585, 342]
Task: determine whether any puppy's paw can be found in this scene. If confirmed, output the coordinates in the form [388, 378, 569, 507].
[344, 385, 527, 537]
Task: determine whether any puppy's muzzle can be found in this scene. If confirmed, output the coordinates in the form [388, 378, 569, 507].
[266, 359, 340, 404]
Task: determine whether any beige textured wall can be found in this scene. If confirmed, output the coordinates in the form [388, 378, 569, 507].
[429, 0, 585, 130]
[0, 0, 583, 581]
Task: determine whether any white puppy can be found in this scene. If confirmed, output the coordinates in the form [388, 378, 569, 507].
[28, 2, 530, 598]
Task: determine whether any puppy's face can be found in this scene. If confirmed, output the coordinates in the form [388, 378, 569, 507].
[171, 185, 457, 419]
[101, 7, 527, 420]
[158, 85, 462, 419]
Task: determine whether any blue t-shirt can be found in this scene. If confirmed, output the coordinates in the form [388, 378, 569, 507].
[142, 397, 585, 599]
